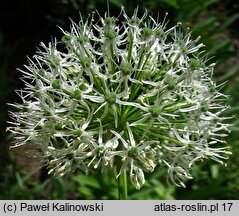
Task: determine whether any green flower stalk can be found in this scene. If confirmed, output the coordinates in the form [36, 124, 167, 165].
[7, 8, 231, 191]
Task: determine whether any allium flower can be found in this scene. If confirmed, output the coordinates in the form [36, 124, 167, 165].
[7, 8, 231, 189]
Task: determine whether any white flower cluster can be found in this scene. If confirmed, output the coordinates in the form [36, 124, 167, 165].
[8, 8, 231, 189]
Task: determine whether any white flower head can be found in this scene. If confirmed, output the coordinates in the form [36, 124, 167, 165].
[7, 7, 231, 189]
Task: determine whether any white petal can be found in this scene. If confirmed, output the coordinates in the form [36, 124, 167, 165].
[126, 122, 135, 146]
[110, 130, 128, 148]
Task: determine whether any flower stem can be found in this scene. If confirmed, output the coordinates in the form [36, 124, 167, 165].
[118, 169, 128, 200]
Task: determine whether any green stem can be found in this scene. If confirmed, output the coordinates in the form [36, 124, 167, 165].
[118, 169, 128, 200]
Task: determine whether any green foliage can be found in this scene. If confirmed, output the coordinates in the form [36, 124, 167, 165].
[0, 33, 15, 134]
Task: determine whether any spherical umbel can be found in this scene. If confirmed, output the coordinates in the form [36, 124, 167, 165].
[7, 8, 231, 189]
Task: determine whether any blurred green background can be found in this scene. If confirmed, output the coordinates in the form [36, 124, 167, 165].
[0, 0, 239, 199]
